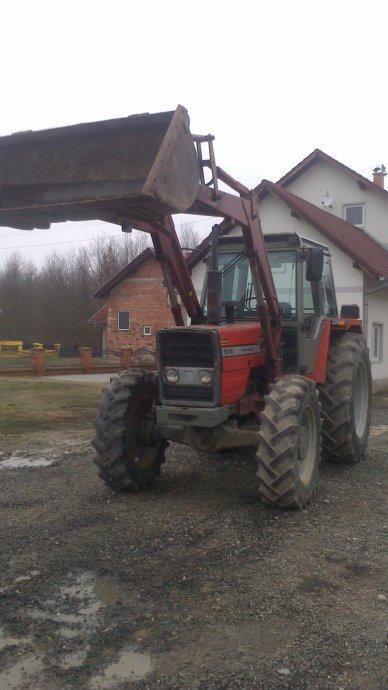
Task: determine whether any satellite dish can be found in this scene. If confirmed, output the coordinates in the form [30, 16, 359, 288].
[322, 191, 333, 208]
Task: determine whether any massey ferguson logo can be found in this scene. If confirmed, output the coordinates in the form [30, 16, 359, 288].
[222, 342, 263, 357]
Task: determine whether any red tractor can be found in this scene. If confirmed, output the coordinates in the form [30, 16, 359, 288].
[0, 106, 371, 507]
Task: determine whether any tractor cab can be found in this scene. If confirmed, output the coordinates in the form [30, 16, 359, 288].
[201, 232, 338, 375]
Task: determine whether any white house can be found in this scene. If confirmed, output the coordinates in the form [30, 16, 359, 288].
[188, 151, 388, 391]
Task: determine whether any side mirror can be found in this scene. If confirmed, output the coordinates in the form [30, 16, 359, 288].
[306, 247, 324, 282]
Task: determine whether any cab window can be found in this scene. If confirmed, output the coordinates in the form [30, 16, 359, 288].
[321, 257, 338, 317]
[302, 264, 322, 318]
[214, 250, 297, 320]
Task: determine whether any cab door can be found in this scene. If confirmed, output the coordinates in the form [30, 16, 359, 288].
[297, 258, 325, 374]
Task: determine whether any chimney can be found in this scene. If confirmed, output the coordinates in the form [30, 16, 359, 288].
[372, 164, 386, 189]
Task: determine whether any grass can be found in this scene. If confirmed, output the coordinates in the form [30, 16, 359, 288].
[0, 378, 102, 436]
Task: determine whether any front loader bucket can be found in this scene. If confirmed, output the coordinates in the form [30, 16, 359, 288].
[0, 105, 200, 230]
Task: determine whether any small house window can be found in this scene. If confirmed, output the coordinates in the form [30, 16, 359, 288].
[372, 323, 383, 363]
[343, 203, 365, 227]
[143, 326, 152, 336]
[117, 311, 130, 330]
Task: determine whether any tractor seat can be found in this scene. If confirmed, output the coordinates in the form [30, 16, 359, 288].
[279, 302, 293, 320]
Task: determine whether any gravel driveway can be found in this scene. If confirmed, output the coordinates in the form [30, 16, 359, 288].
[0, 395, 386, 690]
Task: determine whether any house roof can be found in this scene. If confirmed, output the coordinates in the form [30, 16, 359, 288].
[88, 304, 108, 324]
[256, 148, 388, 199]
[263, 181, 388, 278]
[93, 248, 155, 298]
[188, 182, 388, 279]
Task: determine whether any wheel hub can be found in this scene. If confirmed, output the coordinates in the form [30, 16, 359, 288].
[130, 394, 158, 470]
[354, 361, 368, 439]
[297, 404, 317, 485]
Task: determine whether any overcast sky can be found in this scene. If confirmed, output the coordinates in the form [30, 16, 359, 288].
[0, 0, 386, 266]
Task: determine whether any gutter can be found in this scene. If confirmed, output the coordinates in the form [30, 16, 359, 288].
[363, 277, 388, 347]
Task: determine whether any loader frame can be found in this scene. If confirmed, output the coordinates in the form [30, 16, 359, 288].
[124, 133, 282, 380]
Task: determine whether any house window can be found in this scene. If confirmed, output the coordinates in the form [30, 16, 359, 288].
[343, 203, 365, 227]
[371, 323, 383, 363]
[117, 311, 130, 330]
[143, 326, 152, 336]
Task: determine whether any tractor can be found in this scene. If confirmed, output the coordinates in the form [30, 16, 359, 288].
[0, 106, 371, 507]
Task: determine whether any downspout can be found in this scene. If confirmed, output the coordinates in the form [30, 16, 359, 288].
[363, 277, 388, 347]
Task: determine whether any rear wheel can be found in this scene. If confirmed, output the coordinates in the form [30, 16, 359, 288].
[319, 333, 371, 464]
[256, 375, 321, 509]
[92, 370, 167, 491]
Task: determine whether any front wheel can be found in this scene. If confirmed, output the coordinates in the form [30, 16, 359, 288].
[92, 370, 167, 491]
[256, 375, 321, 509]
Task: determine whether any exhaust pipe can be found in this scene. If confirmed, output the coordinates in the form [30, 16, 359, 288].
[207, 224, 222, 324]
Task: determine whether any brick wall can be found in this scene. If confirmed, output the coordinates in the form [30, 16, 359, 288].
[106, 255, 176, 351]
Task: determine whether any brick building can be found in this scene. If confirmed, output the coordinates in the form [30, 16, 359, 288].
[89, 248, 175, 353]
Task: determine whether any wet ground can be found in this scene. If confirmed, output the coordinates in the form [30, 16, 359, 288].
[0, 394, 387, 689]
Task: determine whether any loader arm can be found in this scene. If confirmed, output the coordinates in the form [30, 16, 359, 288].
[0, 105, 281, 377]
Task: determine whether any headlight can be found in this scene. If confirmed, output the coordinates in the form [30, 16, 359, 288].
[165, 368, 179, 384]
[199, 369, 213, 385]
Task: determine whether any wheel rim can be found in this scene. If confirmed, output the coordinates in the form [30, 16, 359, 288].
[130, 394, 158, 470]
[354, 361, 368, 439]
[297, 404, 317, 485]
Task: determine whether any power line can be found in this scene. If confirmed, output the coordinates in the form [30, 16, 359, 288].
[0, 215, 214, 247]
[0, 216, 215, 250]
[1, 234, 121, 251]
[0, 220, 215, 251]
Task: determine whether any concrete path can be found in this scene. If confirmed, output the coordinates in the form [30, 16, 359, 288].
[41, 373, 116, 384]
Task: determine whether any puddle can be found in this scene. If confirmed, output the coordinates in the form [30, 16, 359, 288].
[24, 571, 137, 681]
[0, 627, 31, 651]
[60, 572, 103, 619]
[27, 571, 125, 645]
[28, 571, 102, 634]
[370, 425, 388, 437]
[0, 654, 44, 690]
[90, 647, 153, 688]
[0, 453, 52, 469]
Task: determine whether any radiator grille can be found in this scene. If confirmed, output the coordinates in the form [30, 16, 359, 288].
[159, 331, 214, 368]
[158, 329, 217, 406]
[163, 384, 214, 402]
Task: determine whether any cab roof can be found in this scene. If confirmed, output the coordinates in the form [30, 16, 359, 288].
[218, 233, 329, 251]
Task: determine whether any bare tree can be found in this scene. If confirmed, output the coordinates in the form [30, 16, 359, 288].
[0, 231, 150, 348]
[178, 222, 200, 250]
[89, 232, 149, 287]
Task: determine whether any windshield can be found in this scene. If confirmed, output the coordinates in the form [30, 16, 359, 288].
[209, 250, 297, 320]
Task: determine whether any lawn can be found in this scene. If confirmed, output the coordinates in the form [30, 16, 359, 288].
[0, 378, 102, 436]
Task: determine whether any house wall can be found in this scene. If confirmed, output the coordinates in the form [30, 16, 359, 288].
[285, 158, 388, 247]
[106, 256, 175, 351]
[363, 275, 388, 391]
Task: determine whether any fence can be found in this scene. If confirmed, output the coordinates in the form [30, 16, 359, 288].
[0, 350, 31, 369]
[0, 346, 156, 377]
[92, 349, 121, 364]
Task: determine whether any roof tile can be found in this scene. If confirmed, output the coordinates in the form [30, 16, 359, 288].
[88, 303, 108, 324]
